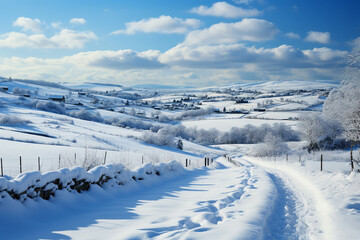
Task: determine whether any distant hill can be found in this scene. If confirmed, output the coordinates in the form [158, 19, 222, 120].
[133, 84, 194, 90]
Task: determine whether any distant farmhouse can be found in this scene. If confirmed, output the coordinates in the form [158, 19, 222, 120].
[253, 108, 266, 112]
[236, 99, 249, 104]
[49, 95, 65, 102]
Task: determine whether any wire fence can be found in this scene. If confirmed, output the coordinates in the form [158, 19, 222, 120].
[0, 149, 215, 178]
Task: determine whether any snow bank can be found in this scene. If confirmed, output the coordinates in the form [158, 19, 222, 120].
[0, 161, 184, 204]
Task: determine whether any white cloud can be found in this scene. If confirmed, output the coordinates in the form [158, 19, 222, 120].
[51, 22, 62, 29]
[70, 18, 87, 25]
[0, 29, 97, 49]
[184, 18, 278, 45]
[160, 43, 346, 69]
[305, 31, 330, 44]
[303, 47, 347, 62]
[74, 49, 164, 69]
[286, 32, 300, 39]
[0, 50, 166, 85]
[0, 45, 346, 86]
[233, 0, 254, 4]
[111, 15, 201, 35]
[13, 17, 43, 33]
[190, 1, 261, 18]
[351, 37, 360, 51]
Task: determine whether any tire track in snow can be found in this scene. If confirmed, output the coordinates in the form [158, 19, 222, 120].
[243, 157, 336, 240]
[264, 173, 305, 240]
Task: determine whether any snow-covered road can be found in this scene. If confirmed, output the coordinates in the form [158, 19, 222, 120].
[51, 159, 276, 240]
[245, 156, 360, 240]
[1, 157, 353, 240]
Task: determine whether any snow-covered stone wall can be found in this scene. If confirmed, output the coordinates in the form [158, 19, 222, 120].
[0, 161, 184, 203]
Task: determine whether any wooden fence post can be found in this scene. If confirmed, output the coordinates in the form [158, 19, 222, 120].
[320, 154, 323, 172]
[351, 141, 354, 171]
[185, 159, 188, 167]
[103, 151, 107, 165]
[286, 154, 288, 162]
[58, 154, 61, 169]
[204, 158, 206, 166]
[1, 158, 3, 177]
[20, 156, 22, 174]
[38, 157, 41, 172]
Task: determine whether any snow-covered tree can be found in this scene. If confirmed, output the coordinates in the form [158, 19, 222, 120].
[323, 37, 360, 170]
[298, 112, 343, 151]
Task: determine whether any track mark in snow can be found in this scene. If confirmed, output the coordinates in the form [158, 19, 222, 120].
[245, 157, 337, 240]
[265, 173, 305, 240]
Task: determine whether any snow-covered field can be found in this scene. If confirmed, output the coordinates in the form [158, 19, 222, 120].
[0, 79, 359, 239]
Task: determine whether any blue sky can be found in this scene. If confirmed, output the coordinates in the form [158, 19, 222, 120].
[0, 0, 359, 86]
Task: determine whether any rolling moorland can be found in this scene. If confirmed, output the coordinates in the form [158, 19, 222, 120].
[0, 78, 358, 239]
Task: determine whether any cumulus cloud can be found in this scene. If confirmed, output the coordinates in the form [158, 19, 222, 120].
[233, 0, 254, 4]
[51, 22, 62, 29]
[13, 17, 43, 33]
[70, 18, 87, 25]
[0, 44, 346, 86]
[286, 32, 300, 39]
[190, 1, 261, 18]
[160, 43, 346, 69]
[350, 36, 360, 51]
[184, 18, 278, 45]
[302, 47, 347, 62]
[0, 50, 167, 85]
[111, 15, 201, 35]
[74, 49, 165, 69]
[0, 29, 97, 49]
[305, 31, 330, 44]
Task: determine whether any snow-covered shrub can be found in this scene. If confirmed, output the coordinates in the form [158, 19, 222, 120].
[35, 100, 66, 114]
[154, 108, 214, 122]
[12, 87, 31, 96]
[250, 133, 290, 158]
[171, 108, 214, 121]
[0, 114, 32, 125]
[106, 117, 162, 131]
[140, 123, 299, 147]
[142, 130, 175, 147]
[69, 109, 103, 122]
[158, 114, 170, 122]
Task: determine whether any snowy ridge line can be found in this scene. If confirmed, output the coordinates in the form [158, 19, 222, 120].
[0, 161, 184, 204]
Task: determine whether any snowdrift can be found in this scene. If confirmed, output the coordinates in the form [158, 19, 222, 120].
[0, 161, 184, 204]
